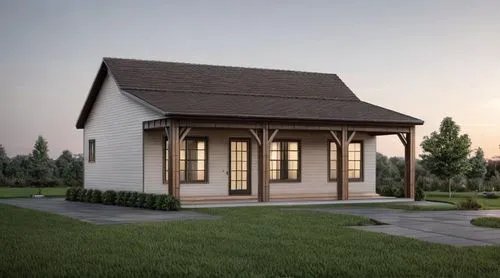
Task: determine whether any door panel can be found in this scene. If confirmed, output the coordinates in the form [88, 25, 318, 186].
[229, 139, 251, 195]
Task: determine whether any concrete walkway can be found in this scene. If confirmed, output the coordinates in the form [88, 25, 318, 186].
[0, 198, 218, 224]
[304, 208, 500, 247]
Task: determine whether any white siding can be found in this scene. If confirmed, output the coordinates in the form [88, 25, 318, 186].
[269, 131, 376, 198]
[143, 128, 377, 199]
[144, 129, 259, 197]
[84, 74, 162, 191]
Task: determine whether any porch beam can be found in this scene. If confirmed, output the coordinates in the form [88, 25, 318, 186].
[179, 127, 191, 142]
[178, 121, 262, 129]
[347, 126, 411, 133]
[167, 120, 181, 199]
[268, 129, 279, 144]
[329, 130, 341, 146]
[143, 118, 168, 130]
[404, 126, 416, 199]
[269, 124, 341, 131]
[248, 129, 262, 146]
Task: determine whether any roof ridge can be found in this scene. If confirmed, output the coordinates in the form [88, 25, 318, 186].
[122, 87, 360, 102]
[103, 57, 341, 77]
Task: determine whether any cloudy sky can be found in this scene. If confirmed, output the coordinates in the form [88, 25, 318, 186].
[0, 0, 499, 158]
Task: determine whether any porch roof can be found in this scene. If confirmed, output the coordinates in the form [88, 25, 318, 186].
[76, 58, 424, 128]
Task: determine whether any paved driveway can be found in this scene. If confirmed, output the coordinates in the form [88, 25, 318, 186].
[0, 198, 218, 224]
[304, 208, 500, 247]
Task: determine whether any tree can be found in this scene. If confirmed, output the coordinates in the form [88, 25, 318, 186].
[466, 148, 487, 190]
[30, 136, 52, 186]
[0, 144, 9, 183]
[420, 117, 471, 198]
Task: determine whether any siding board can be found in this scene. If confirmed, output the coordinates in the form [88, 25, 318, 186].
[84, 75, 162, 191]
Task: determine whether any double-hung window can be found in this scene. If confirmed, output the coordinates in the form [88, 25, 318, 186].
[164, 137, 208, 183]
[270, 140, 300, 181]
[328, 141, 363, 181]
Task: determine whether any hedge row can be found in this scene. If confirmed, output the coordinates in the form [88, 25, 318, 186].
[65, 188, 181, 211]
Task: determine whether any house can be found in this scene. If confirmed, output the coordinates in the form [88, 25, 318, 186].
[76, 58, 423, 203]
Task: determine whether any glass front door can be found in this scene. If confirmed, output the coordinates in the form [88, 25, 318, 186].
[229, 139, 251, 195]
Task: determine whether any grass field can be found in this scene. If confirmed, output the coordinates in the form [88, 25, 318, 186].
[425, 191, 500, 209]
[0, 187, 68, 198]
[1, 204, 500, 277]
[471, 217, 500, 229]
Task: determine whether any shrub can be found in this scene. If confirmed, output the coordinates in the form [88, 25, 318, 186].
[115, 191, 128, 206]
[457, 197, 482, 210]
[165, 195, 181, 211]
[84, 189, 94, 202]
[392, 187, 404, 198]
[127, 192, 139, 207]
[123, 192, 132, 205]
[136, 193, 147, 208]
[102, 190, 117, 205]
[72, 187, 82, 201]
[378, 185, 394, 197]
[79, 189, 88, 202]
[144, 193, 157, 209]
[65, 188, 73, 201]
[154, 194, 167, 210]
[483, 192, 498, 199]
[91, 190, 102, 203]
[415, 186, 424, 201]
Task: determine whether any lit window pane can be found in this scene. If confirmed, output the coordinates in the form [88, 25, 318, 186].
[288, 170, 297, 179]
[288, 142, 298, 151]
[242, 143, 247, 151]
[330, 170, 337, 179]
[197, 160, 204, 170]
[348, 170, 355, 178]
[197, 141, 205, 150]
[288, 151, 298, 160]
[354, 161, 360, 170]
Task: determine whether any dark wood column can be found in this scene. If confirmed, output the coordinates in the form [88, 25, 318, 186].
[404, 126, 416, 199]
[340, 127, 350, 200]
[258, 126, 270, 202]
[167, 120, 181, 199]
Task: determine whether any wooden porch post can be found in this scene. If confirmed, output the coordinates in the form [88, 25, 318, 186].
[339, 126, 349, 200]
[258, 125, 270, 202]
[167, 120, 181, 199]
[404, 126, 416, 199]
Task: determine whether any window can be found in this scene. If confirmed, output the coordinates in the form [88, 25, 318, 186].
[164, 137, 208, 183]
[88, 139, 95, 163]
[270, 140, 300, 181]
[348, 142, 363, 180]
[328, 141, 363, 181]
[328, 142, 338, 180]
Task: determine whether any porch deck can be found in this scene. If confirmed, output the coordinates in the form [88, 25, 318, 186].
[182, 197, 413, 208]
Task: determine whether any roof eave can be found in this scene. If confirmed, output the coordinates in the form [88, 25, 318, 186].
[164, 112, 424, 126]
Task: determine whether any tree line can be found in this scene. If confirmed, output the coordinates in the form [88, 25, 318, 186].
[0, 136, 83, 187]
[377, 117, 499, 196]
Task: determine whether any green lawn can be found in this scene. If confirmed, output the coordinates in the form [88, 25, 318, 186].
[0, 187, 68, 198]
[1, 205, 500, 277]
[425, 191, 500, 209]
[471, 217, 500, 229]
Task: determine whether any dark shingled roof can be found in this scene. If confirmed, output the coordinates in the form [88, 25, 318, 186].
[76, 58, 424, 128]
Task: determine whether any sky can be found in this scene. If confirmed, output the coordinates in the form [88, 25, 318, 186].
[0, 0, 499, 159]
